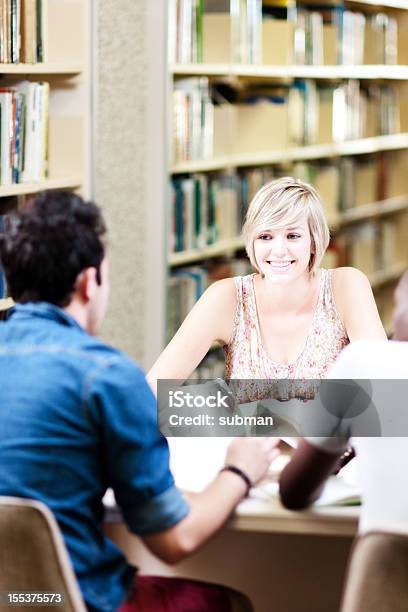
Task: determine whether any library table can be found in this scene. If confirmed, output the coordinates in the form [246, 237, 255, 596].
[105, 439, 358, 612]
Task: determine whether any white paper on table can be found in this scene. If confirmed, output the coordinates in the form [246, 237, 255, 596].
[168, 437, 232, 492]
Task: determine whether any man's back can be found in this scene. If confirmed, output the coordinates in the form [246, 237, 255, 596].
[0, 302, 188, 612]
[0, 190, 280, 612]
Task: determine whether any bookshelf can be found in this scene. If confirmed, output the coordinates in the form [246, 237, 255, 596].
[144, 0, 408, 368]
[0, 0, 90, 199]
[0, 0, 91, 305]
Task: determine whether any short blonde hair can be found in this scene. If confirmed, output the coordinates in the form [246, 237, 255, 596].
[242, 177, 330, 274]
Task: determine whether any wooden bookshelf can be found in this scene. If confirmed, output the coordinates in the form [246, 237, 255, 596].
[161, 0, 408, 364]
[0, 64, 82, 75]
[0, 1, 90, 198]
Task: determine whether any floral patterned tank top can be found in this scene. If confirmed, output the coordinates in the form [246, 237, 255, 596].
[223, 270, 349, 402]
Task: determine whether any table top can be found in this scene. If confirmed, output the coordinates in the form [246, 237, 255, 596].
[168, 438, 359, 537]
[230, 495, 358, 536]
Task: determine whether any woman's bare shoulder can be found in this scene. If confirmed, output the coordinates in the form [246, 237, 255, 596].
[330, 266, 370, 291]
[329, 267, 371, 318]
[202, 276, 238, 303]
[195, 277, 239, 345]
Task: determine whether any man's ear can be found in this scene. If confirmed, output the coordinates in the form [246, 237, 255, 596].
[75, 268, 99, 303]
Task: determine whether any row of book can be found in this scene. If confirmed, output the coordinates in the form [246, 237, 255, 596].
[173, 77, 213, 162]
[169, 150, 408, 255]
[293, 151, 408, 217]
[169, 0, 204, 65]
[169, 0, 263, 65]
[260, 7, 397, 66]
[170, 173, 242, 252]
[169, 0, 400, 66]
[0, 0, 46, 64]
[167, 257, 252, 340]
[294, 10, 398, 66]
[0, 81, 49, 185]
[172, 77, 402, 163]
[340, 213, 408, 276]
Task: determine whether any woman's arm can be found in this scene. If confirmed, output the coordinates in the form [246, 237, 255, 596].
[147, 278, 237, 394]
[393, 270, 408, 340]
[332, 267, 387, 342]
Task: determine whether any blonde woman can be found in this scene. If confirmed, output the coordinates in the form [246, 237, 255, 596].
[148, 177, 386, 400]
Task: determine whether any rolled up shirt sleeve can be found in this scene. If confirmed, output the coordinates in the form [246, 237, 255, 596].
[86, 355, 189, 535]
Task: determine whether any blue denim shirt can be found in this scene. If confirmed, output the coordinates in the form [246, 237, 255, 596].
[0, 303, 189, 611]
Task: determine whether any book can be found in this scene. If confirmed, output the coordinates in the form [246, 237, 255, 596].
[254, 476, 361, 507]
[0, 89, 13, 185]
[168, 436, 361, 506]
[11, 0, 20, 63]
[20, 0, 36, 63]
[170, 0, 204, 64]
[36, 0, 47, 62]
[172, 77, 213, 163]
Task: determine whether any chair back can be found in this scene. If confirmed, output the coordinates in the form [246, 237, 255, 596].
[341, 531, 408, 612]
[0, 496, 86, 611]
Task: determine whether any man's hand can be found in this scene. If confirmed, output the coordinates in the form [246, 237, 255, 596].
[143, 437, 280, 564]
[225, 437, 281, 487]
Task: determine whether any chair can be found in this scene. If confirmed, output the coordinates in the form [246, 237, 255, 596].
[340, 531, 408, 612]
[0, 496, 86, 611]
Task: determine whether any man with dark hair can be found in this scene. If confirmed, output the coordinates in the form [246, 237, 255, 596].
[0, 190, 278, 612]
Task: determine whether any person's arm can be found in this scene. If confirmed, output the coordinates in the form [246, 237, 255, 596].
[147, 278, 237, 394]
[279, 439, 343, 510]
[143, 436, 280, 563]
[90, 358, 279, 566]
[332, 267, 387, 342]
[393, 270, 408, 340]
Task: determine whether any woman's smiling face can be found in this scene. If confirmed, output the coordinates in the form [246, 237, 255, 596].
[253, 217, 312, 283]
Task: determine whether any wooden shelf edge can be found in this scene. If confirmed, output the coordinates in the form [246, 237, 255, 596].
[345, 0, 408, 8]
[0, 63, 82, 75]
[171, 63, 408, 80]
[369, 263, 407, 289]
[169, 237, 245, 266]
[331, 195, 408, 227]
[0, 176, 82, 197]
[171, 134, 408, 174]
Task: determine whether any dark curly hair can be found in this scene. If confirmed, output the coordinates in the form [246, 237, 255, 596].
[0, 190, 107, 307]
